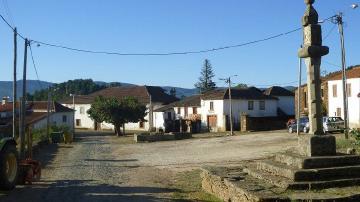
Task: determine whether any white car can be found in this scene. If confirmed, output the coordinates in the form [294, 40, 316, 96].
[304, 116, 345, 134]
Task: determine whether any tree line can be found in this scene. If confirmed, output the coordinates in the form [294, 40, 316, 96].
[27, 79, 121, 101]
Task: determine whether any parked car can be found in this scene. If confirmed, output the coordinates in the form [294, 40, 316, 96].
[288, 117, 309, 133]
[303, 116, 345, 134]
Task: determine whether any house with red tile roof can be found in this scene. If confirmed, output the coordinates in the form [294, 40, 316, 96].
[0, 98, 74, 132]
[327, 66, 360, 128]
[60, 85, 178, 131]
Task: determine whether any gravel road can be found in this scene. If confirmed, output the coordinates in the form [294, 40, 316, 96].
[1, 130, 297, 202]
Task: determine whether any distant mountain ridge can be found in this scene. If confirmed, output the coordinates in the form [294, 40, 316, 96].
[0, 80, 53, 100]
[0, 80, 295, 100]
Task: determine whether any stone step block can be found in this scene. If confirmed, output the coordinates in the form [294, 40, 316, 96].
[275, 152, 360, 169]
[245, 163, 360, 190]
[258, 160, 360, 182]
[244, 163, 292, 189]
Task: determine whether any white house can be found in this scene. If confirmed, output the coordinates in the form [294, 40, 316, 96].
[29, 101, 75, 132]
[327, 66, 360, 128]
[200, 88, 278, 132]
[264, 86, 295, 116]
[61, 86, 178, 131]
[154, 94, 201, 132]
[0, 100, 75, 132]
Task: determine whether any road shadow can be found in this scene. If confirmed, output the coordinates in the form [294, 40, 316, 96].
[32, 143, 59, 168]
[2, 179, 186, 202]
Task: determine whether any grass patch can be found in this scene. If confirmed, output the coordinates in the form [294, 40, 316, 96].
[336, 136, 359, 153]
[172, 169, 222, 202]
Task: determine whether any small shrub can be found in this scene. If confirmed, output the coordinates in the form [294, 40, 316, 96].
[350, 128, 360, 145]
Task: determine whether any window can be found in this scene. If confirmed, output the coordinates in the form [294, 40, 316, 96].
[80, 107, 85, 114]
[210, 102, 214, 111]
[336, 108, 342, 117]
[193, 107, 197, 114]
[184, 107, 188, 116]
[332, 84, 337, 97]
[304, 92, 307, 108]
[347, 83, 351, 97]
[76, 119, 81, 126]
[259, 101, 265, 110]
[177, 107, 180, 114]
[321, 88, 324, 98]
[139, 121, 144, 128]
[62, 115, 67, 123]
[248, 101, 254, 110]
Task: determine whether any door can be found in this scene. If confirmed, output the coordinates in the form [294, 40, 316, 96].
[207, 115, 217, 132]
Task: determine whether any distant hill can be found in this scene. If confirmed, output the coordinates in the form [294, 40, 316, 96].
[0, 79, 293, 101]
[0, 80, 53, 100]
[161, 86, 198, 98]
[284, 86, 296, 92]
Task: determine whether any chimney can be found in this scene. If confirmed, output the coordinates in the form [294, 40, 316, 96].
[2, 96, 10, 105]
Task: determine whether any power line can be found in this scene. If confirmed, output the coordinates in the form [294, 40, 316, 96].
[0, 13, 25, 40]
[0, 12, 302, 56]
[29, 43, 44, 89]
[32, 27, 302, 56]
[3, 0, 14, 25]
[323, 24, 337, 41]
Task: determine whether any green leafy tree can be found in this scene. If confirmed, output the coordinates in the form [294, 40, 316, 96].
[87, 96, 147, 136]
[195, 59, 216, 93]
[31, 79, 110, 101]
[236, 83, 248, 89]
[169, 88, 177, 97]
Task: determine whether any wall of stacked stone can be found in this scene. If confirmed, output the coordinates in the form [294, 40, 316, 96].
[241, 114, 291, 132]
[294, 81, 329, 118]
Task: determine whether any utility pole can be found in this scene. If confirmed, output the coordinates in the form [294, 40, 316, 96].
[19, 38, 28, 159]
[149, 95, 153, 132]
[297, 51, 302, 136]
[47, 87, 51, 139]
[220, 75, 237, 135]
[332, 13, 349, 139]
[228, 77, 234, 136]
[12, 27, 17, 139]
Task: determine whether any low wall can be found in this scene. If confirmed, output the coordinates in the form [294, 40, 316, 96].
[241, 115, 293, 132]
[134, 132, 192, 143]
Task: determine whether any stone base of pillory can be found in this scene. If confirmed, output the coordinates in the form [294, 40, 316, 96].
[297, 134, 336, 157]
[201, 150, 360, 201]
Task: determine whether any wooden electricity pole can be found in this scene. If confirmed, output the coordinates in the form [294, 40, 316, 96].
[12, 28, 17, 139]
[19, 38, 28, 160]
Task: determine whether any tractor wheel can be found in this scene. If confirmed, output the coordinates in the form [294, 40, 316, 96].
[0, 144, 18, 190]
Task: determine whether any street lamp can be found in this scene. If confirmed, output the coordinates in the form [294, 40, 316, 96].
[330, 4, 358, 139]
[220, 75, 238, 136]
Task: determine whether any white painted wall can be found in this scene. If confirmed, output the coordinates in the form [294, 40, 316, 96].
[200, 99, 278, 132]
[32, 112, 74, 132]
[63, 102, 167, 131]
[276, 96, 295, 115]
[64, 104, 94, 129]
[328, 78, 360, 128]
[174, 106, 201, 119]
[200, 100, 224, 131]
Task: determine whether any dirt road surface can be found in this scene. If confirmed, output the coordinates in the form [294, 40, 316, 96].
[2, 130, 297, 202]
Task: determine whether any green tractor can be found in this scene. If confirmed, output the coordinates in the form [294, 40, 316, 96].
[0, 126, 18, 190]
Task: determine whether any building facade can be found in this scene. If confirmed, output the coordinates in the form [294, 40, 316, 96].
[61, 86, 178, 131]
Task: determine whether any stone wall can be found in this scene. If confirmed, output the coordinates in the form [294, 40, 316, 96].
[240, 114, 292, 132]
[294, 81, 329, 118]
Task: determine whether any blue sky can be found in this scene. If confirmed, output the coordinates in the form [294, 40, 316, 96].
[0, 0, 359, 88]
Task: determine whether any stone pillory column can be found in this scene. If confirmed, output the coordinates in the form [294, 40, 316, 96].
[298, 0, 335, 156]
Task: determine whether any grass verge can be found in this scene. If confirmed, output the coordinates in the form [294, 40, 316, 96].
[171, 169, 222, 202]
